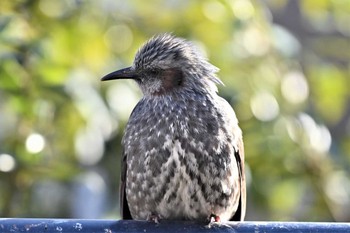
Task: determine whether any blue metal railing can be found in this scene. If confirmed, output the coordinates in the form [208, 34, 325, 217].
[1, 218, 350, 233]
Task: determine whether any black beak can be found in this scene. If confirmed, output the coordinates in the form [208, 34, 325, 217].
[101, 67, 137, 81]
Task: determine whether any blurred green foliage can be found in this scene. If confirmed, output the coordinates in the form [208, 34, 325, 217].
[0, 0, 349, 221]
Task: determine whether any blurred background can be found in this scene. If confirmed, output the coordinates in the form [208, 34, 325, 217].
[0, 0, 349, 221]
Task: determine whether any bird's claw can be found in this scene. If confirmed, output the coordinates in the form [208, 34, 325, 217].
[205, 214, 222, 228]
[209, 214, 221, 223]
[147, 213, 161, 224]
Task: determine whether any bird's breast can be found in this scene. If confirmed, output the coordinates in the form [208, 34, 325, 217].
[124, 96, 239, 220]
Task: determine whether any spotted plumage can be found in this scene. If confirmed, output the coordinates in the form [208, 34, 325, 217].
[101, 34, 246, 222]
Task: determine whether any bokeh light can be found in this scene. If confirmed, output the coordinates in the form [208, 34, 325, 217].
[106, 82, 140, 120]
[281, 71, 309, 104]
[75, 126, 104, 166]
[243, 27, 270, 56]
[0, 154, 16, 172]
[202, 1, 227, 23]
[25, 133, 46, 154]
[104, 25, 134, 54]
[298, 113, 332, 153]
[231, 0, 255, 21]
[250, 92, 279, 121]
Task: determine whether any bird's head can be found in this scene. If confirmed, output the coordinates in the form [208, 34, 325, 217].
[101, 34, 222, 96]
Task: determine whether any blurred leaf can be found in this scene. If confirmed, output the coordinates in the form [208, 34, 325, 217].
[308, 65, 348, 124]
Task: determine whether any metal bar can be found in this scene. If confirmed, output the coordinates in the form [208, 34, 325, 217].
[1, 219, 350, 233]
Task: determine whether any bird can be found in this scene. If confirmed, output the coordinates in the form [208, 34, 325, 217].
[101, 34, 246, 223]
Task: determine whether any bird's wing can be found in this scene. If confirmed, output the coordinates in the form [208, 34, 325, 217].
[217, 97, 246, 221]
[119, 100, 146, 220]
[230, 135, 246, 221]
[120, 148, 132, 219]
[119, 100, 144, 219]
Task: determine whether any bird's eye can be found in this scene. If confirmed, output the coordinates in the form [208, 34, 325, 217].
[149, 69, 159, 76]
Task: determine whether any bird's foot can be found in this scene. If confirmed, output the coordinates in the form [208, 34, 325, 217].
[205, 214, 221, 228]
[209, 214, 221, 223]
[147, 213, 161, 224]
